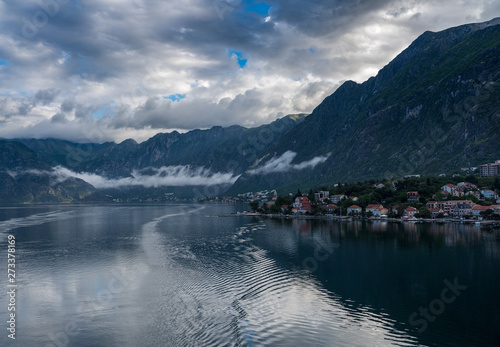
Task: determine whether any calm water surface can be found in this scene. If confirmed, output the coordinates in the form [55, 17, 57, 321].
[0, 203, 499, 346]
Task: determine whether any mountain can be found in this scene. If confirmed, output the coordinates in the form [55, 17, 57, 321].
[228, 18, 500, 194]
[0, 139, 51, 171]
[1, 114, 306, 202]
[79, 113, 307, 178]
[0, 140, 105, 203]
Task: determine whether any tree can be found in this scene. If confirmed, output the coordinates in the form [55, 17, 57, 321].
[467, 194, 480, 204]
[248, 201, 259, 212]
[397, 205, 406, 217]
[495, 177, 500, 190]
[311, 203, 320, 215]
[270, 204, 281, 214]
[435, 191, 446, 201]
[418, 207, 431, 218]
[276, 195, 293, 207]
[465, 174, 478, 185]
[480, 209, 493, 217]
[308, 189, 315, 201]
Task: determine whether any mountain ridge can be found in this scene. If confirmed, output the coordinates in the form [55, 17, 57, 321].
[228, 17, 500, 194]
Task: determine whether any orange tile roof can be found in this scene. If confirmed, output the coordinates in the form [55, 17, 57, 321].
[472, 205, 491, 210]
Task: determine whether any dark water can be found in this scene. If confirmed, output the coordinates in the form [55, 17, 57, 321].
[0, 204, 499, 347]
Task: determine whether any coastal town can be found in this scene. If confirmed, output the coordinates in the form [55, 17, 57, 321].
[232, 160, 500, 222]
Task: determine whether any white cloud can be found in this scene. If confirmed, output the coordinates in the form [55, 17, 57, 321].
[11, 166, 240, 189]
[248, 151, 330, 175]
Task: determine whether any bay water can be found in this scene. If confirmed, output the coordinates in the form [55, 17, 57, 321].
[0, 203, 498, 346]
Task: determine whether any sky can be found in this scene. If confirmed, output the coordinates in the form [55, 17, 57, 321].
[0, 0, 499, 143]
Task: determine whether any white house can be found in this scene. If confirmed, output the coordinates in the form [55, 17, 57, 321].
[330, 194, 347, 203]
[347, 205, 362, 215]
[472, 205, 491, 217]
[404, 207, 418, 218]
[481, 190, 499, 200]
[441, 184, 456, 194]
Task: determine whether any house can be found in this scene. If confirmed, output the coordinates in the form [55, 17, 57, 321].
[481, 190, 499, 200]
[281, 205, 290, 213]
[426, 200, 476, 215]
[321, 204, 338, 213]
[330, 194, 346, 203]
[442, 200, 475, 215]
[426, 201, 438, 209]
[372, 207, 389, 217]
[293, 197, 310, 208]
[439, 173, 446, 177]
[465, 191, 482, 200]
[452, 203, 473, 218]
[391, 205, 401, 215]
[441, 184, 456, 194]
[441, 183, 467, 197]
[364, 204, 388, 216]
[297, 205, 312, 214]
[457, 182, 478, 190]
[407, 191, 420, 202]
[373, 183, 385, 189]
[428, 208, 444, 218]
[404, 207, 418, 218]
[366, 204, 384, 214]
[347, 205, 362, 215]
[472, 205, 491, 217]
[293, 197, 312, 214]
[314, 191, 330, 201]
[480, 162, 500, 177]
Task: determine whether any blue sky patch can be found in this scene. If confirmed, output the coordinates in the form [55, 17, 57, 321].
[92, 106, 115, 119]
[243, 1, 271, 17]
[228, 50, 247, 68]
[0, 60, 7, 66]
[163, 94, 186, 102]
[309, 48, 316, 54]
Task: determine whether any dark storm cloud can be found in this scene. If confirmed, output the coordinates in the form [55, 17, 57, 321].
[35, 88, 59, 105]
[269, 0, 392, 36]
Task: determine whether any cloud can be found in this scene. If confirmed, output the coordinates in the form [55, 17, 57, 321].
[57, 166, 240, 188]
[248, 151, 330, 175]
[0, 0, 499, 142]
[8, 165, 240, 188]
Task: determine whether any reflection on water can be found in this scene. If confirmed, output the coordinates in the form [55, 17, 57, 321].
[0, 205, 499, 346]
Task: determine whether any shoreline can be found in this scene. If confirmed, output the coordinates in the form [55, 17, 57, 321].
[221, 212, 500, 227]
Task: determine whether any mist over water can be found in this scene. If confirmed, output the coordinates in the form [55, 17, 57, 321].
[0, 204, 498, 346]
